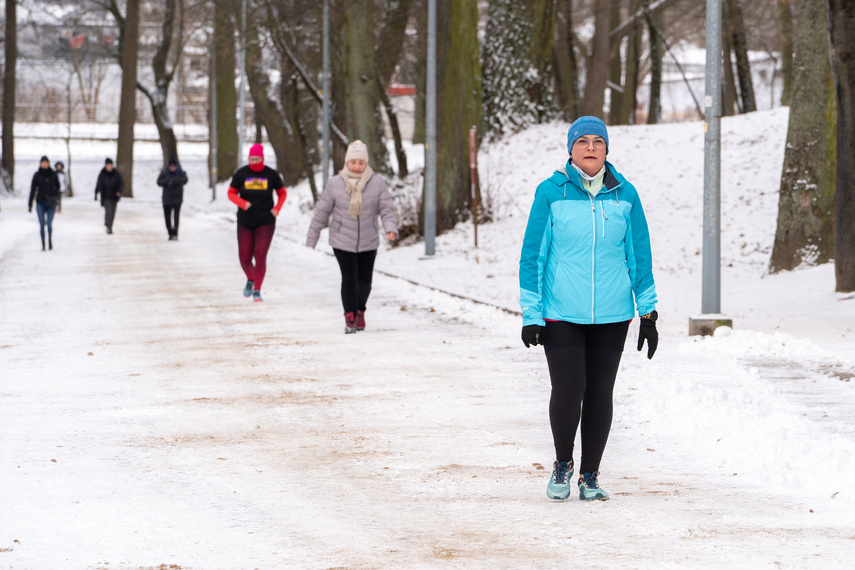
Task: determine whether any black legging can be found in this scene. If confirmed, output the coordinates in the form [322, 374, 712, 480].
[163, 204, 181, 237]
[333, 248, 377, 314]
[544, 319, 630, 474]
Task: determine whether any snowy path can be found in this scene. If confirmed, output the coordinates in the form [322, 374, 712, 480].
[1, 198, 854, 569]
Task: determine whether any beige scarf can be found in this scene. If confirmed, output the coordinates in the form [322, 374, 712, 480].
[341, 165, 373, 218]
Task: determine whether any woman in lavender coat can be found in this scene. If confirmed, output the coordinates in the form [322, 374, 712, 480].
[306, 140, 398, 333]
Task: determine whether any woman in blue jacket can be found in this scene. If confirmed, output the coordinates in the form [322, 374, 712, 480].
[519, 116, 658, 501]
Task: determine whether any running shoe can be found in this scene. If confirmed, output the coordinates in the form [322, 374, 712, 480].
[356, 310, 366, 331]
[546, 460, 574, 500]
[578, 471, 609, 501]
[243, 280, 254, 297]
[252, 290, 262, 302]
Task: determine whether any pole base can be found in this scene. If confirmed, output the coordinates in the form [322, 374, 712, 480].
[688, 315, 733, 336]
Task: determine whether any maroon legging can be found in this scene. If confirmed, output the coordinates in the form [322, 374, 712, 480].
[237, 223, 275, 290]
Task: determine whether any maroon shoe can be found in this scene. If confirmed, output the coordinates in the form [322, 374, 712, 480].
[344, 312, 357, 334]
[355, 310, 366, 331]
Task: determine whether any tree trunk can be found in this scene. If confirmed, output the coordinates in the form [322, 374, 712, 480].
[245, 25, 303, 186]
[645, 0, 663, 124]
[344, 0, 390, 173]
[137, 0, 184, 168]
[2, 0, 16, 192]
[331, 3, 349, 173]
[552, 0, 580, 122]
[374, 0, 412, 176]
[378, 78, 408, 177]
[292, 78, 319, 203]
[116, 0, 140, 198]
[618, 0, 642, 125]
[778, 0, 794, 106]
[482, 0, 556, 136]
[215, 0, 238, 181]
[826, 0, 855, 291]
[722, 33, 739, 116]
[581, 0, 610, 117]
[608, 0, 623, 125]
[725, 0, 756, 113]
[412, 0, 426, 145]
[770, 0, 836, 273]
[430, 0, 482, 233]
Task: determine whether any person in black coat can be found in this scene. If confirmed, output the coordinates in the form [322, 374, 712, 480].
[157, 157, 188, 241]
[94, 157, 124, 234]
[28, 156, 61, 251]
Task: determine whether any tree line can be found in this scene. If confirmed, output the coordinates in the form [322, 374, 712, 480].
[1, 0, 853, 290]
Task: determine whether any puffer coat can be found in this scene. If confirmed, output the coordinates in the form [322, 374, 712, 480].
[306, 172, 398, 253]
[157, 166, 188, 206]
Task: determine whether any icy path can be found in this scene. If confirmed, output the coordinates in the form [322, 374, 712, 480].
[1, 198, 853, 569]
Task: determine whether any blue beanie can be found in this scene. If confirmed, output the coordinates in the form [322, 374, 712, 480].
[567, 116, 609, 155]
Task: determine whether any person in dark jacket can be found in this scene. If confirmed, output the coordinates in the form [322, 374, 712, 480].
[94, 157, 124, 234]
[28, 156, 61, 251]
[306, 140, 398, 333]
[227, 144, 287, 302]
[157, 157, 188, 241]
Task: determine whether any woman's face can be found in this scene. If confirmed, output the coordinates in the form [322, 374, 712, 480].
[347, 159, 367, 174]
[570, 135, 607, 177]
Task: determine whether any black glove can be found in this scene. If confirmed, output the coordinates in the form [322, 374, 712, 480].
[637, 311, 658, 360]
[521, 325, 545, 348]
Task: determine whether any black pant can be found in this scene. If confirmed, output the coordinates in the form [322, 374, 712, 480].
[333, 248, 377, 314]
[163, 204, 181, 237]
[103, 199, 117, 230]
[543, 319, 630, 474]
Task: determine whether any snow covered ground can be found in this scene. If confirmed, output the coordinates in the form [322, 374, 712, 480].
[1, 109, 854, 568]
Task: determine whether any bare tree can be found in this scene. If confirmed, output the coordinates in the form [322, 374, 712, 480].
[374, 0, 413, 177]
[137, 0, 186, 165]
[645, 0, 664, 124]
[2, 0, 17, 193]
[214, 0, 238, 181]
[617, 0, 642, 125]
[109, 0, 141, 198]
[343, 0, 389, 173]
[430, 0, 482, 233]
[770, 0, 836, 273]
[725, 0, 757, 113]
[553, 0, 580, 121]
[826, 0, 855, 291]
[777, 0, 793, 106]
[581, 0, 610, 117]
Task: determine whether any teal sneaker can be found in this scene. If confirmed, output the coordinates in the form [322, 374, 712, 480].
[578, 471, 609, 501]
[243, 280, 254, 297]
[252, 290, 263, 302]
[546, 460, 574, 500]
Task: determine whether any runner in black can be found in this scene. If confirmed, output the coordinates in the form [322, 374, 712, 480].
[227, 144, 287, 302]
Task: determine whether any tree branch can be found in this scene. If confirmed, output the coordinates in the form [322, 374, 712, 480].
[610, 0, 680, 42]
[262, 0, 349, 146]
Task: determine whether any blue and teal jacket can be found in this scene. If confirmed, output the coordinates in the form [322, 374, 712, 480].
[519, 160, 657, 326]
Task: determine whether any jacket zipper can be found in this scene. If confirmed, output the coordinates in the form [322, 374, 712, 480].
[589, 194, 596, 324]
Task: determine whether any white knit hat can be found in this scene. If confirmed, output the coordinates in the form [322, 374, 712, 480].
[345, 140, 369, 163]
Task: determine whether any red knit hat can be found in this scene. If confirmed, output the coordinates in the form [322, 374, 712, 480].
[248, 143, 264, 171]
